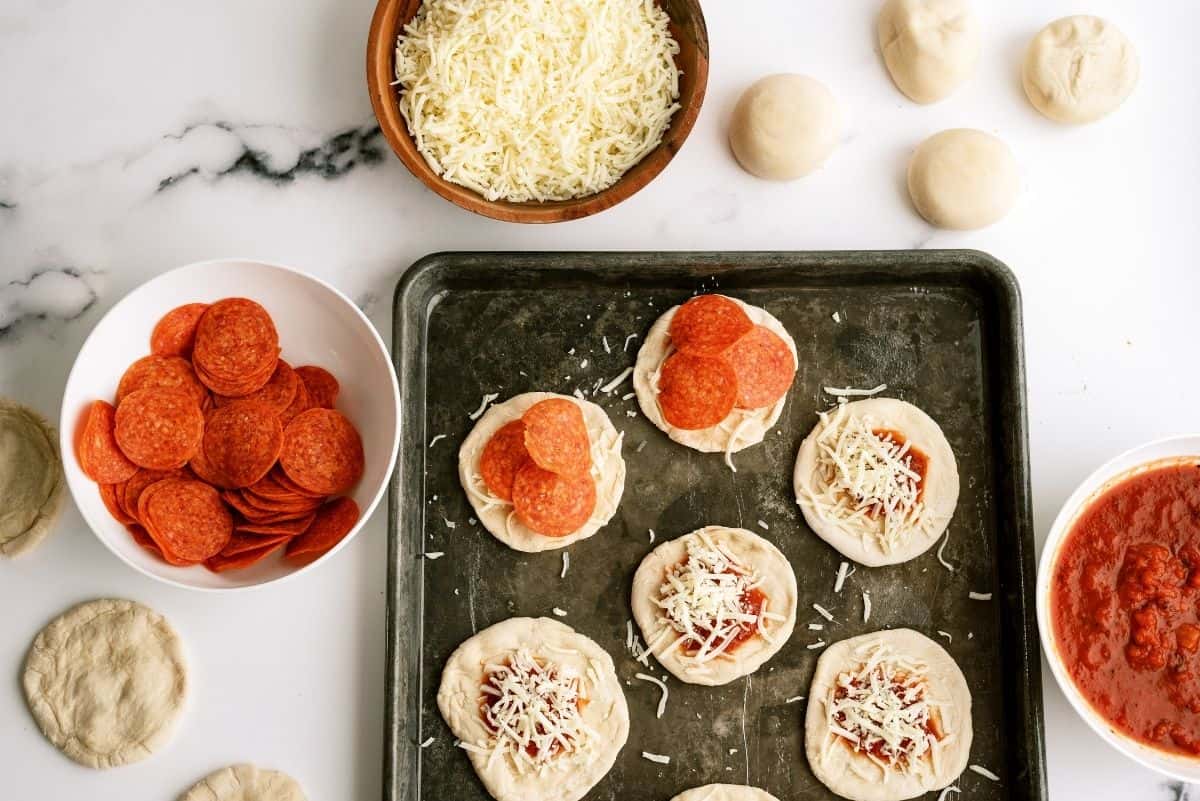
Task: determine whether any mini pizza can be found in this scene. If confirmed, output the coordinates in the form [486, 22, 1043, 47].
[634, 294, 797, 468]
[458, 392, 625, 552]
[670, 786, 781, 801]
[630, 526, 798, 686]
[793, 397, 958, 567]
[437, 617, 629, 801]
[804, 629, 972, 801]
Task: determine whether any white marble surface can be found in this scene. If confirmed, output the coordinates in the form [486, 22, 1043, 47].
[0, 1, 1196, 799]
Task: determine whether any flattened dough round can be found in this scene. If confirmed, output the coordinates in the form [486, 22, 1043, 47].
[671, 785, 781, 801]
[907, 128, 1018, 230]
[878, 0, 979, 103]
[1023, 15, 1138, 124]
[180, 764, 307, 801]
[729, 74, 841, 180]
[438, 617, 629, 801]
[23, 598, 187, 768]
[0, 398, 64, 557]
[459, 392, 625, 552]
[634, 297, 797, 460]
[794, 398, 958, 567]
[631, 526, 798, 686]
[805, 629, 972, 801]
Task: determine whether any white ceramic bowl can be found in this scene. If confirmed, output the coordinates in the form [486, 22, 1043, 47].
[1037, 434, 1200, 781]
[61, 258, 400, 591]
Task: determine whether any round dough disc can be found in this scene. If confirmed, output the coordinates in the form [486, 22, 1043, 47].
[459, 392, 625, 552]
[907, 128, 1018, 230]
[634, 297, 797, 462]
[794, 397, 959, 567]
[1023, 15, 1138, 124]
[0, 398, 64, 557]
[631, 526, 798, 686]
[22, 598, 187, 768]
[728, 74, 841, 180]
[437, 617, 629, 801]
[805, 629, 972, 801]
[878, 0, 979, 104]
[180, 764, 307, 801]
[670, 785, 782, 801]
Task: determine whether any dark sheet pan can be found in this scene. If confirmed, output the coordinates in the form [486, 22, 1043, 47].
[385, 251, 1046, 801]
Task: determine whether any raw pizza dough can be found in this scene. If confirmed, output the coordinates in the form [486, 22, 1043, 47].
[794, 397, 958, 567]
[1023, 15, 1138, 124]
[459, 392, 625, 552]
[0, 398, 64, 557]
[634, 297, 797, 464]
[438, 617, 629, 801]
[670, 785, 781, 801]
[805, 629, 972, 801]
[631, 526, 798, 686]
[728, 74, 841, 180]
[907, 129, 1018, 230]
[22, 598, 188, 768]
[180, 764, 307, 801]
[878, 0, 979, 104]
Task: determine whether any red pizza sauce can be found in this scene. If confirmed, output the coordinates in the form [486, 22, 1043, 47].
[682, 585, 767, 655]
[479, 659, 585, 758]
[1050, 461, 1200, 756]
[833, 674, 943, 763]
[872, 428, 929, 504]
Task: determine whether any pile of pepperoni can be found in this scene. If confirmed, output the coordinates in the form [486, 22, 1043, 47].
[479, 399, 596, 537]
[77, 298, 365, 572]
[659, 295, 797, 430]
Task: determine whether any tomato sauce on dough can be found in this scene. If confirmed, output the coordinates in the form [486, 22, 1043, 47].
[1051, 462, 1200, 756]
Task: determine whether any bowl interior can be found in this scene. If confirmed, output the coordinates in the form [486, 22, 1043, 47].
[1037, 434, 1200, 781]
[60, 259, 400, 591]
[366, 0, 709, 223]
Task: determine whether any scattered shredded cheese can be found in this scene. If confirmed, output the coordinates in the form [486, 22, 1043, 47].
[648, 529, 656, 543]
[832, 312, 842, 323]
[467, 393, 499, 420]
[420, 736, 435, 748]
[757, 520, 769, 530]
[428, 434, 446, 447]
[809, 623, 825, 631]
[807, 641, 827, 650]
[552, 607, 568, 617]
[786, 695, 806, 703]
[642, 751, 671, 765]
[937, 786, 961, 801]
[834, 561, 851, 593]
[937, 531, 955, 571]
[634, 672, 669, 718]
[862, 591, 872, 623]
[600, 367, 635, 394]
[813, 604, 835, 622]
[424, 552, 445, 560]
[728, 748, 738, 755]
[602, 336, 611, 354]
[968, 592, 993, 601]
[561, 552, 570, 579]
[937, 630, 952, 643]
[823, 383, 888, 397]
[969, 764, 1000, 781]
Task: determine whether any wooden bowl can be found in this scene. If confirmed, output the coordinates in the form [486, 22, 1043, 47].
[366, 0, 709, 224]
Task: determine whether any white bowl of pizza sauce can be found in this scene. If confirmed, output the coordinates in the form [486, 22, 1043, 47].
[61, 258, 400, 591]
[1038, 434, 1200, 781]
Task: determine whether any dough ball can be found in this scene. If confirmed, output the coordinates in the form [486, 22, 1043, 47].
[907, 128, 1018, 230]
[0, 397, 63, 557]
[180, 764, 307, 801]
[23, 598, 188, 768]
[878, 0, 979, 103]
[728, 74, 841, 180]
[1023, 15, 1138, 124]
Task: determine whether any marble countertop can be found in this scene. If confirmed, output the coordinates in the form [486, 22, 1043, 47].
[1, 1, 1196, 799]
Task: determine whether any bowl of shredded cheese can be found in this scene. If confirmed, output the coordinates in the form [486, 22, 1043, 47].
[367, 0, 708, 223]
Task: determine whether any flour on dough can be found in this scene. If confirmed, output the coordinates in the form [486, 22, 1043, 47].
[180, 764, 307, 801]
[0, 398, 64, 557]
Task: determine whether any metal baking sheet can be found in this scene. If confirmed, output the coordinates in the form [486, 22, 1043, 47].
[385, 251, 1046, 801]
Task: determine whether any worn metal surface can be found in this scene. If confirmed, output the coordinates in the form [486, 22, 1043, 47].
[386, 251, 1045, 801]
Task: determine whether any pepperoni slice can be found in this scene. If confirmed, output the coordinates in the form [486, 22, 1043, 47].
[99, 483, 134, 525]
[116, 355, 207, 405]
[214, 360, 298, 411]
[206, 539, 287, 572]
[279, 409, 365, 496]
[202, 400, 284, 488]
[278, 378, 312, 427]
[126, 523, 163, 557]
[192, 298, 279, 391]
[122, 467, 190, 523]
[657, 352, 738, 430]
[480, 420, 530, 501]
[727, 325, 797, 409]
[511, 463, 596, 537]
[237, 487, 324, 515]
[150, 303, 209, 358]
[236, 513, 318, 537]
[294, 366, 339, 409]
[220, 532, 292, 558]
[188, 435, 233, 488]
[270, 465, 325, 499]
[114, 388, 204, 470]
[668, 295, 754, 357]
[141, 478, 233, 562]
[521, 399, 591, 477]
[285, 497, 360, 559]
[78, 401, 138, 483]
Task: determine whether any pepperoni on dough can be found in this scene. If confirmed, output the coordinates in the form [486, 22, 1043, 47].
[657, 352, 738, 430]
[285, 497, 360, 559]
[480, 420, 530, 501]
[668, 295, 754, 357]
[114, 388, 204, 470]
[279, 409, 365, 496]
[150, 303, 209, 358]
[294, 366, 339, 409]
[521, 398, 591, 477]
[511, 463, 596, 537]
[202, 400, 284, 488]
[77, 400, 138, 483]
[727, 324, 796, 409]
[116, 355, 207, 405]
[140, 478, 233, 563]
[192, 298, 279, 394]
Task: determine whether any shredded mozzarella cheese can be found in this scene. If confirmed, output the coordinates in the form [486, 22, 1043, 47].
[634, 672, 669, 718]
